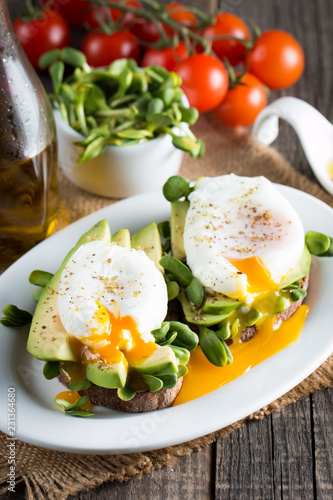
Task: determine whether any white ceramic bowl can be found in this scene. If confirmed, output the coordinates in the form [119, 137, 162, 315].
[54, 97, 188, 198]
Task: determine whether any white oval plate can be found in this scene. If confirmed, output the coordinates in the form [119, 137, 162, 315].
[0, 185, 332, 454]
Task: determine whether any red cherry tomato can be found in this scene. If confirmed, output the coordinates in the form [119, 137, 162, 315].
[163, 2, 197, 37]
[14, 9, 70, 70]
[142, 42, 189, 71]
[247, 30, 305, 90]
[174, 54, 229, 113]
[84, 0, 141, 30]
[214, 73, 267, 127]
[41, 0, 88, 26]
[202, 13, 250, 65]
[130, 19, 161, 44]
[82, 31, 140, 67]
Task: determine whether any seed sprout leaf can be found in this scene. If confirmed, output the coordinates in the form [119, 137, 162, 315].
[50, 61, 65, 95]
[151, 323, 170, 342]
[158, 373, 177, 389]
[61, 47, 87, 68]
[167, 321, 198, 351]
[166, 280, 179, 301]
[66, 409, 94, 417]
[117, 386, 136, 401]
[43, 361, 60, 380]
[29, 270, 54, 287]
[68, 380, 91, 391]
[199, 327, 227, 367]
[142, 374, 163, 392]
[38, 49, 62, 69]
[305, 231, 330, 255]
[159, 331, 178, 346]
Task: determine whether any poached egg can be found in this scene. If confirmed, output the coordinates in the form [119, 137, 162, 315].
[57, 240, 167, 364]
[184, 175, 304, 301]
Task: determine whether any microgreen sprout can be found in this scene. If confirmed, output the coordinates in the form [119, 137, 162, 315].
[40, 49, 204, 163]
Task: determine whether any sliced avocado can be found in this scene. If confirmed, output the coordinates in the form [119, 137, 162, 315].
[111, 228, 131, 248]
[27, 220, 111, 362]
[86, 354, 128, 389]
[170, 200, 189, 261]
[178, 292, 235, 327]
[130, 345, 178, 376]
[131, 222, 163, 273]
[279, 245, 311, 289]
[202, 294, 241, 314]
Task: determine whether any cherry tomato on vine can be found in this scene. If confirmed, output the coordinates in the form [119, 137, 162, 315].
[131, 2, 197, 44]
[130, 19, 161, 44]
[202, 12, 250, 65]
[214, 73, 267, 127]
[163, 2, 197, 37]
[174, 54, 229, 113]
[84, 0, 141, 30]
[14, 8, 70, 70]
[82, 31, 140, 67]
[247, 30, 305, 90]
[41, 0, 88, 26]
[142, 42, 189, 71]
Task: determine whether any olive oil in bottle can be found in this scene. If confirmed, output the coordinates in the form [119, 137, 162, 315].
[0, 0, 58, 269]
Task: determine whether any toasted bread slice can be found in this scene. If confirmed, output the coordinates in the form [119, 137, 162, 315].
[57, 302, 184, 413]
[57, 374, 182, 413]
[79, 377, 182, 413]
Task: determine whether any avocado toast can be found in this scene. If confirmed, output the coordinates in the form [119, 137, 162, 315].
[159, 174, 317, 369]
[26, 220, 197, 414]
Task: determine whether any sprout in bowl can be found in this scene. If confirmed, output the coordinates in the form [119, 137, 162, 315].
[40, 48, 204, 198]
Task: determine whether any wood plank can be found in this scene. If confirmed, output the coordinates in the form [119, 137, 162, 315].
[312, 389, 333, 500]
[215, 416, 274, 499]
[67, 445, 213, 499]
[271, 397, 314, 499]
[234, 0, 309, 180]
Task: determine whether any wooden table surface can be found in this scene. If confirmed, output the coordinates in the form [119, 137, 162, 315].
[5, 1, 333, 499]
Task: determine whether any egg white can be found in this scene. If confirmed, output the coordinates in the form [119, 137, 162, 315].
[184, 175, 304, 299]
[57, 240, 167, 344]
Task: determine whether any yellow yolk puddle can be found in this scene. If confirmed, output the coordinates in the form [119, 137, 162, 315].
[327, 160, 333, 181]
[86, 306, 156, 365]
[230, 256, 278, 294]
[174, 304, 309, 406]
[55, 390, 94, 411]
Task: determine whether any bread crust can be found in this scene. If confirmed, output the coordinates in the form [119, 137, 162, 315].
[57, 374, 183, 413]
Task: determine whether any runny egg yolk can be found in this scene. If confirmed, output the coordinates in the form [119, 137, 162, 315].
[174, 256, 309, 406]
[174, 305, 309, 406]
[84, 302, 156, 365]
[229, 256, 278, 295]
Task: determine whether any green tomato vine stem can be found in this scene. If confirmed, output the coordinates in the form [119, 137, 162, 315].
[86, 0, 248, 53]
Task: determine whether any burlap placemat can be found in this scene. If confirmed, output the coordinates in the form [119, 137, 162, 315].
[1, 114, 332, 499]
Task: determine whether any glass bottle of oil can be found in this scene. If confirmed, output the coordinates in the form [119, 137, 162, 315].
[0, 0, 58, 269]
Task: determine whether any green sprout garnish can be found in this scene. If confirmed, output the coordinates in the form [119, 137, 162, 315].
[55, 396, 94, 417]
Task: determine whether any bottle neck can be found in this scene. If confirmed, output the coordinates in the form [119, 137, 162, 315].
[0, 0, 16, 55]
[0, 0, 56, 162]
